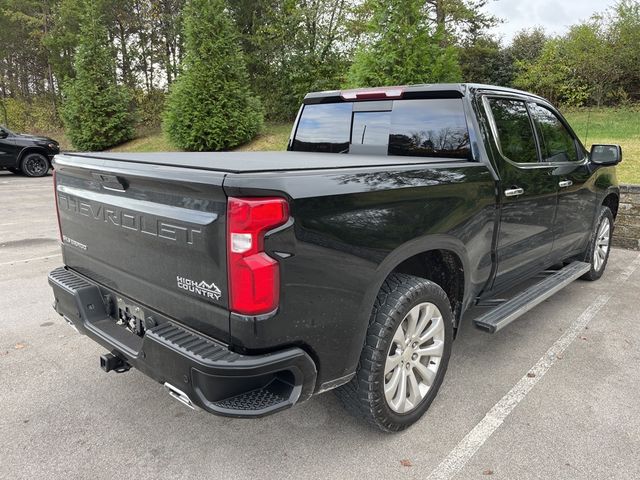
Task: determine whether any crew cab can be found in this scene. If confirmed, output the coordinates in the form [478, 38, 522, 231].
[0, 126, 60, 177]
[48, 84, 622, 431]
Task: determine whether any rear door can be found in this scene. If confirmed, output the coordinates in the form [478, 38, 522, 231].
[482, 96, 559, 290]
[0, 128, 19, 167]
[54, 154, 230, 340]
[528, 102, 597, 257]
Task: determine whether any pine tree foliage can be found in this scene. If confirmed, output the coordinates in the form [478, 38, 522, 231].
[163, 0, 263, 151]
[60, 0, 134, 150]
[347, 0, 462, 87]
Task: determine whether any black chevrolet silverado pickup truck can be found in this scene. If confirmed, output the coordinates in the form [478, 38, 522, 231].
[48, 84, 622, 432]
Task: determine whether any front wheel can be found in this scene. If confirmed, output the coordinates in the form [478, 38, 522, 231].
[20, 153, 50, 177]
[581, 206, 614, 281]
[335, 274, 453, 432]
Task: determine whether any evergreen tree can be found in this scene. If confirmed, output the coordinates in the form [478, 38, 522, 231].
[60, 0, 134, 150]
[347, 0, 462, 87]
[163, 0, 263, 151]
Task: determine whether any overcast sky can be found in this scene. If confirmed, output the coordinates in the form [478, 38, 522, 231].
[485, 0, 619, 44]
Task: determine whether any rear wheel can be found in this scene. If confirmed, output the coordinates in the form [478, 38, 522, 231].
[335, 274, 453, 432]
[581, 206, 614, 281]
[20, 153, 50, 177]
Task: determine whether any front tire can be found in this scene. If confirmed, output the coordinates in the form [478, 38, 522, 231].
[20, 153, 50, 177]
[336, 274, 453, 432]
[581, 206, 614, 281]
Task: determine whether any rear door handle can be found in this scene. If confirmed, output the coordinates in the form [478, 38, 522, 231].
[559, 180, 573, 188]
[504, 188, 524, 197]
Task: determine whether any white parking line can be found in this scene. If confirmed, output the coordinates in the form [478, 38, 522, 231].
[0, 185, 52, 191]
[426, 253, 640, 480]
[0, 253, 62, 267]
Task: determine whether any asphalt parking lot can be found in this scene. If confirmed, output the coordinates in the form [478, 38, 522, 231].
[1, 170, 640, 480]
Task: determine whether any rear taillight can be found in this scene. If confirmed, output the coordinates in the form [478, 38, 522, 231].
[52, 168, 62, 241]
[227, 197, 289, 315]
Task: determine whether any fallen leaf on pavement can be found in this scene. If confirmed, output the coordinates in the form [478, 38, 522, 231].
[400, 459, 413, 467]
[14, 343, 26, 350]
[527, 372, 536, 378]
[482, 469, 494, 475]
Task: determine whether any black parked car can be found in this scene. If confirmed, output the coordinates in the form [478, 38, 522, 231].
[0, 125, 60, 177]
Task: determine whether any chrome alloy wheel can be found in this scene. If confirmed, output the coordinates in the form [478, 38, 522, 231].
[384, 302, 445, 414]
[593, 216, 611, 272]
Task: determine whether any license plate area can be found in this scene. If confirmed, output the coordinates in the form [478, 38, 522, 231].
[115, 296, 147, 337]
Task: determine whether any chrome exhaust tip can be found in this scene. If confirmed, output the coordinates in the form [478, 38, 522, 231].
[164, 382, 198, 410]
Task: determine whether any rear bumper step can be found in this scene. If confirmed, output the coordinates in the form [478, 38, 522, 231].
[474, 261, 591, 333]
[48, 266, 317, 418]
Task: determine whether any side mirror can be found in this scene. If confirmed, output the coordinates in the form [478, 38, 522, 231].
[0, 130, 8, 139]
[590, 144, 622, 165]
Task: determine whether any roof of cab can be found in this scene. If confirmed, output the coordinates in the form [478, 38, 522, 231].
[303, 83, 547, 104]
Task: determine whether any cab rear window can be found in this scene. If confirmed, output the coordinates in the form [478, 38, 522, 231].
[290, 98, 471, 159]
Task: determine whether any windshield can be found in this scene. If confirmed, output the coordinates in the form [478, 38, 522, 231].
[290, 98, 471, 159]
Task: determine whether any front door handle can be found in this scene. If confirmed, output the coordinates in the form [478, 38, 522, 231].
[504, 187, 524, 197]
[559, 180, 573, 188]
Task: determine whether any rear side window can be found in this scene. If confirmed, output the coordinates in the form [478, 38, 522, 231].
[529, 104, 579, 162]
[291, 98, 471, 159]
[487, 98, 539, 164]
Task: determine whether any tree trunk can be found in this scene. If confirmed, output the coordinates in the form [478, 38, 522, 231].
[0, 80, 8, 127]
[116, 18, 133, 87]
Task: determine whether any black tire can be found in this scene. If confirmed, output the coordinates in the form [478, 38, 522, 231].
[581, 206, 614, 281]
[20, 153, 50, 177]
[335, 273, 453, 432]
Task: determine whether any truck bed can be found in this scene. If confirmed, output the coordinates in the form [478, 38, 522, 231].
[59, 151, 459, 173]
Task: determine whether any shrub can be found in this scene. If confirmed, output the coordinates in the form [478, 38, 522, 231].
[163, 0, 263, 151]
[60, 0, 134, 151]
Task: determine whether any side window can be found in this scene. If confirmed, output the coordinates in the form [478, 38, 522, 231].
[529, 104, 579, 162]
[487, 98, 539, 164]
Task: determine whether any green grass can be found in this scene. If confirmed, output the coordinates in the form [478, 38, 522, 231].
[108, 131, 177, 152]
[235, 123, 291, 151]
[106, 122, 291, 154]
[564, 107, 640, 184]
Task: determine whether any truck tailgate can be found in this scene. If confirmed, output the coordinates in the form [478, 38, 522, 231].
[53, 154, 230, 340]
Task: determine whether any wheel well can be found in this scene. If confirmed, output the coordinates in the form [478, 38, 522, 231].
[602, 193, 619, 219]
[18, 147, 50, 164]
[390, 249, 464, 323]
